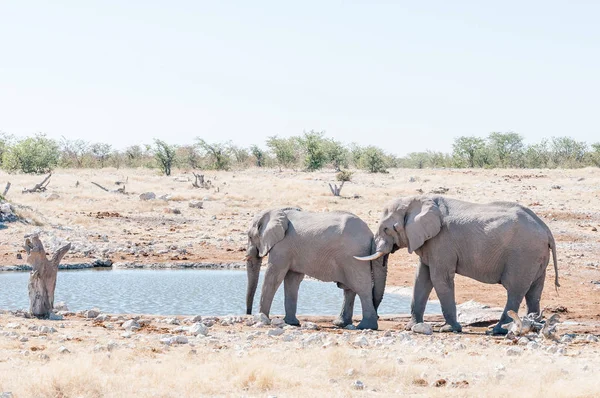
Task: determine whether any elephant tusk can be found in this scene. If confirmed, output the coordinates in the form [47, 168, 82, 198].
[354, 252, 385, 261]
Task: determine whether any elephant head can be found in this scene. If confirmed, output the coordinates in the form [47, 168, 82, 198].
[356, 196, 442, 261]
[245, 208, 291, 314]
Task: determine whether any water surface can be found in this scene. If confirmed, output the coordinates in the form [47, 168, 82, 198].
[0, 269, 441, 316]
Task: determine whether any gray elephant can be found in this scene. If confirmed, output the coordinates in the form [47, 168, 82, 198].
[246, 208, 388, 330]
[356, 196, 559, 335]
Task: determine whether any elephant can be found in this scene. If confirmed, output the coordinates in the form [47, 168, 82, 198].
[355, 195, 559, 335]
[245, 208, 388, 330]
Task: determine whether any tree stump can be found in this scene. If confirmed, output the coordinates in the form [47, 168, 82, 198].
[25, 234, 71, 318]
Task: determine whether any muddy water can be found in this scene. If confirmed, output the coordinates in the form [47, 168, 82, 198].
[0, 269, 441, 316]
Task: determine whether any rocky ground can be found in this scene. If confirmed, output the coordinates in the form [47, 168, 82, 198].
[0, 167, 599, 396]
[0, 309, 598, 397]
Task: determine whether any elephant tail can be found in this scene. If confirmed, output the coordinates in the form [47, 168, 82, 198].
[549, 233, 560, 294]
[371, 239, 388, 312]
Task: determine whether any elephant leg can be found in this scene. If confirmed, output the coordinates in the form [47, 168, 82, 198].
[333, 289, 356, 328]
[258, 262, 288, 319]
[430, 266, 461, 333]
[283, 271, 304, 326]
[355, 288, 378, 330]
[492, 290, 527, 335]
[525, 269, 546, 316]
[405, 261, 434, 331]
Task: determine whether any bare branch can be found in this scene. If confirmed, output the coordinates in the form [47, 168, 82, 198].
[91, 182, 109, 192]
[2, 182, 10, 196]
[51, 242, 71, 268]
[22, 174, 52, 193]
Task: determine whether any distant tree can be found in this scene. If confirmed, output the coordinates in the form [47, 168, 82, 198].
[90, 143, 112, 168]
[550, 136, 587, 167]
[404, 152, 429, 169]
[266, 136, 299, 170]
[197, 139, 231, 170]
[152, 139, 177, 176]
[297, 130, 327, 171]
[0, 132, 13, 165]
[359, 146, 388, 173]
[348, 143, 365, 168]
[487, 132, 525, 167]
[177, 145, 201, 169]
[523, 139, 550, 168]
[589, 143, 600, 167]
[250, 145, 265, 167]
[59, 137, 90, 168]
[452, 136, 488, 168]
[228, 143, 250, 166]
[2, 133, 60, 174]
[323, 139, 349, 171]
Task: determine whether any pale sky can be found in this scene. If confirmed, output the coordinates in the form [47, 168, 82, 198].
[1, 1, 598, 155]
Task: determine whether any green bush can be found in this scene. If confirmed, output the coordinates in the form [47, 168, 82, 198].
[197, 139, 231, 170]
[266, 136, 299, 170]
[336, 169, 353, 182]
[152, 139, 177, 176]
[2, 134, 60, 174]
[359, 146, 388, 173]
[297, 131, 327, 171]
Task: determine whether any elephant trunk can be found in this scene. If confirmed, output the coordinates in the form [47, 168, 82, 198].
[371, 237, 388, 311]
[246, 255, 262, 315]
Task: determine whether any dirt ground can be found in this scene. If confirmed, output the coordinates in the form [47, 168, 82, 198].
[1, 167, 599, 330]
[1, 167, 600, 397]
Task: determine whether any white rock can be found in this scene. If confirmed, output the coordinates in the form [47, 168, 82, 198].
[121, 332, 133, 339]
[517, 337, 530, 345]
[353, 336, 369, 347]
[506, 347, 523, 356]
[586, 335, 599, 342]
[39, 326, 56, 334]
[271, 318, 285, 327]
[5, 323, 20, 329]
[282, 334, 295, 342]
[352, 380, 365, 390]
[301, 322, 319, 330]
[527, 341, 541, 350]
[170, 336, 189, 344]
[95, 314, 110, 322]
[165, 318, 180, 325]
[191, 315, 202, 323]
[58, 346, 70, 354]
[19, 336, 28, 342]
[254, 313, 271, 325]
[411, 323, 433, 335]
[189, 323, 208, 336]
[158, 194, 172, 201]
[84, 309, 100, 318]
[122, 320, 140, 331]
[107, 342, 118, 351]
[268, 328, 285, 337]
[189, 200, 204, 209]
[139, 192, 156, 201]
[346, 368, 355, 376]
[0, 392, 13, 398]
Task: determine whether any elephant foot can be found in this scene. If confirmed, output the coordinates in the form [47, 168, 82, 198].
[439, 323, 462, 333]
[283, 317, 300, 327]
[488, 324, 508, 336]
[332, 317, 352, 328]
[404, 319, 420, 331]
[357, 318, 378, 330]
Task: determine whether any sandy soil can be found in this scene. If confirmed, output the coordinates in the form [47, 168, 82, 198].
[0, 167, 599, 396]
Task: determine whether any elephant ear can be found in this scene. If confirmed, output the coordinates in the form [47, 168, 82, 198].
[247, 209, 289, 257]
[405, 198, 442, 254]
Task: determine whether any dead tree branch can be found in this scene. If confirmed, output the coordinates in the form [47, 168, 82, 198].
[91, 182, 109, 192]
[2, 182, 10, 197]
[22, 174, 52, 193]
[328, 181, 344, 196]
[192, 172, 204, 188]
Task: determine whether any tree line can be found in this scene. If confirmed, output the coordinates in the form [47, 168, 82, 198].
[0, 130, 599, 175]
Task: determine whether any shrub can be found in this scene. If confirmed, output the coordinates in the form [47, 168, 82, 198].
[336, 170, 353, 182]
[359, 146, 388, 173]
[197, 139, 231, 170]
[297, 131, 327, 171]
[266, 136, 299, 170]
[250, 145, 265, 167]
[2, 134, 60, 174]
[152, 139, 177, 176]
